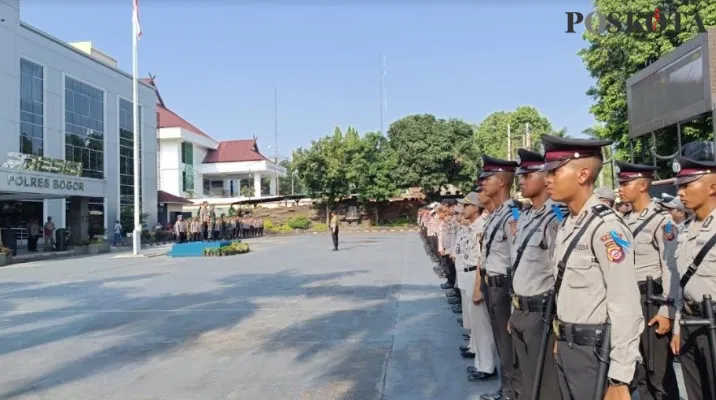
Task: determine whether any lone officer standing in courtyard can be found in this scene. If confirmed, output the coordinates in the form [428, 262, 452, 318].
[541, 134, 643, 400]
[616, 161, 681, 400]
[474, 155, 522, 400]
[509, 148, 565, 399]
[670, 155, 716, 400]
[330, 211, 339, 251]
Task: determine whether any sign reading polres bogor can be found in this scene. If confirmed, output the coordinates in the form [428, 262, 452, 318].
[566, 9, 707, 34]
[7, 175, 85, 192]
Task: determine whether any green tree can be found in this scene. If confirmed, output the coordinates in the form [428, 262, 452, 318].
[474, 106, 562, 159]
[387, 114, 477, 199]
[293, 127, 351, 222]
[278, 159, 304, 196]
[579, 0, 716, 162]
[348, 131, 399, 223]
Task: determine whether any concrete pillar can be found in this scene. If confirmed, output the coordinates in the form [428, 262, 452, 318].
[269, 175, 277, 196]
[253, 173, 262, 198]
[44, 199, 66, 229]
[237, 179, 242, 197]
[67, 197, 89, 240]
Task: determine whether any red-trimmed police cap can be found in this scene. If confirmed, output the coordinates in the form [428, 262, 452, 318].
[516, 148, 545, 175]
[479, 155, 518, 179]
[539, 134, 613, 172]
[614, 161, 656, 184]
[673, 156, 716, 186]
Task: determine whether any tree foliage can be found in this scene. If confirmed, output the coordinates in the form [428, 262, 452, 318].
[292, 127, 399, 220]
[473, 106, 565, 161]
[580, 0, 716, 167]
[290, 107, 563, 205]
[387, 114, 478, 198]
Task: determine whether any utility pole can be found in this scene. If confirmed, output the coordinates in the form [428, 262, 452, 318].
[290, 149, 295, 195]
[274, 84, 279, 196]
[526, 122, 531, 149]
[507, 123, 512, 160]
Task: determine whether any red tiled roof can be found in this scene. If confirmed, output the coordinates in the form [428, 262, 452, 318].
[158, 190, 193, 205]
[203, 139, 269, 163]
[141, 75, 214, 141]
[157, 104, 214, 140]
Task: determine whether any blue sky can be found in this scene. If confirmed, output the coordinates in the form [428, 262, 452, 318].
[21, 1, 596, 159]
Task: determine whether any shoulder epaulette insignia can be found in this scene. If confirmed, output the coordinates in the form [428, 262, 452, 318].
[592, 204, 613, 218]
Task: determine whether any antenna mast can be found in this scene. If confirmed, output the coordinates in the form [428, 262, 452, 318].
[274, 84, 279, 196]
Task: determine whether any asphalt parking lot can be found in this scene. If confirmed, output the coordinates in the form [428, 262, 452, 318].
[0, 233, 500, 400]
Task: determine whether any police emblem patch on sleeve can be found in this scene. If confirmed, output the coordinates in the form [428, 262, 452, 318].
[663, 221, 675, 241]
[601, 233, 626, 263]
[509, 219, 518, 236]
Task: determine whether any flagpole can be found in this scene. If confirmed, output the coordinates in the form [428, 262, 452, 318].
[132, 0, 141, 255]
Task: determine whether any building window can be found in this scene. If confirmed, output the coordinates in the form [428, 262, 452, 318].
[20, 59, 44, 156]
[119, 98, 142, 214]
[181, 142, 193, 164]
[64, 77, 105, 179]
[181, 142, 194, 193]
[182, 165, 194, 193]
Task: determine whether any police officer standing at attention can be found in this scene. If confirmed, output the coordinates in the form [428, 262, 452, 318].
[509, 148, 565, 399]
[670, 155, 716, 400]
[615, 161, 680, 400]
[541, 134, 643, 400]
[330, 211, 339, 251]
[462, 190, 499, 382]
[473, 155, 522, 400]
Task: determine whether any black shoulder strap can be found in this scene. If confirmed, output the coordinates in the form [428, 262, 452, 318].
[483, 210, 514, 263]
[554, 205, 610, 296]
[511, 210, 555, 274]
[680, 230, 716, 288]
[631, 211, 661, 238]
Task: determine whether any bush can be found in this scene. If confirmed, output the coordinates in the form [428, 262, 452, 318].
[287, 216, 311, 230]
[264, 218, 275, 230]
[379, 216, 413, 228]
[204, 242, 250, 257]
[311, 222, 328, 232]
[0, 246, 12, 256]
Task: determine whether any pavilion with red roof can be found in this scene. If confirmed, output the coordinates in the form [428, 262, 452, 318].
[143, 76, 286, 210]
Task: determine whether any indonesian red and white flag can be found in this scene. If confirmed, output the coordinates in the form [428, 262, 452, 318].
[133, 0, 142, 39]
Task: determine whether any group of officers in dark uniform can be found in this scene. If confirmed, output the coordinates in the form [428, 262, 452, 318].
[418, 134, 716, 400]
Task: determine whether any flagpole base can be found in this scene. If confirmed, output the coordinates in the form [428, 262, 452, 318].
[132, 228, 142, 255]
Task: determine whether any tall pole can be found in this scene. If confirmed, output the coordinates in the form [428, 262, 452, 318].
[131, 0, 141, 255]
[507, 123, 512, 160]
[526, 122, 531, 149]
[290, 149, 294, 195]
[274, 84, 279, 196]
[380, 53, 386, 134]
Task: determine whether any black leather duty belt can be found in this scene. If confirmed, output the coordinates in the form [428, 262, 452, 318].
[637, 279, 663, 296]
[684, 300, 716, 317]
[464, 266, 477, 272]
[484, 274, 508, 288]
[553, 320, 607, 347]
[511, 295, 547, 312]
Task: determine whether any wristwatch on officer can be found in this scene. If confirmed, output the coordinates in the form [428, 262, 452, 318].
[608, 378, 628, 387]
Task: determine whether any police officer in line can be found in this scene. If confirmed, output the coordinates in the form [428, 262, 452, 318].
[460, 190, 499, 382]
[615, 161, 681, 400]
[472, 155, 522, 400]
[541, 134, 643, 400]
[670, 156, 716, 400]
[451, 203, 476, 355]
[439, 200, 461, 310]
[508, 148, 565, 399]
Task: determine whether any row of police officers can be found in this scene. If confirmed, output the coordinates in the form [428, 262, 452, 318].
[418, 134, 716, 400]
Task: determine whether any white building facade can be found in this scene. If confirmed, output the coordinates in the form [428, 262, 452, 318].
[149, 79, 286, 220]
[0, 0, 158, 242]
